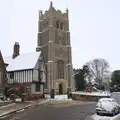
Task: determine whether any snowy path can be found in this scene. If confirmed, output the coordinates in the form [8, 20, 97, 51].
[54, 95, 72, 101]
[88, 114, 120, 120]
[46, 94, 72, 101]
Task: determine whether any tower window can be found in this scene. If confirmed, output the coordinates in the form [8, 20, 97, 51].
[46, 21, 49, 27]
[60, 22, 63, 30]
[43, 21, 49, 29]
[59, 35, 62, 44]
[62, 39, 66, 45]
[56, 21, 59, 29]
[43, 22, 46, 29]
[62, 34, 66, 45]
[57, 60, 64, 79]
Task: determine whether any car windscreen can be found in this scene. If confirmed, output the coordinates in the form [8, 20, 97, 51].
[101, 100, 112, 102]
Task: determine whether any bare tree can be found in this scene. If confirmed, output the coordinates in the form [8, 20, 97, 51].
[86, 58, 110, 85]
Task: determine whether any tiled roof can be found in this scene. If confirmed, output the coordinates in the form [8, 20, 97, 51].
[4, 51, 41, 71]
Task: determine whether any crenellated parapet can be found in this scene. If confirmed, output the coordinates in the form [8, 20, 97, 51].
[38, 1, 68, 21]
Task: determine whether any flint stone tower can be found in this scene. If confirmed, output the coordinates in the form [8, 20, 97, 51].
[36, 2, 74, 94]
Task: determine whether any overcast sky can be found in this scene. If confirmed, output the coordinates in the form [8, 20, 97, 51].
[0, 0, 120, 71]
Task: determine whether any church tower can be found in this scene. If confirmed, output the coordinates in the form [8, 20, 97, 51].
[36, 1, 74, 94]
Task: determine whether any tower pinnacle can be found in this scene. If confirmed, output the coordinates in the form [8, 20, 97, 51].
[50, 1, 53, 9]
[66, 8, 68, 13]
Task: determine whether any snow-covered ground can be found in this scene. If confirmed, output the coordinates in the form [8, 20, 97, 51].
[54, 95, 72, 101]
[46, 91, 110, 101]
[15, 98, 22, 102]
[90, 114, 120, 120]
[72, 91, 111, 96]
[15, 95, 71, 102]
[46, 94, 72, 101]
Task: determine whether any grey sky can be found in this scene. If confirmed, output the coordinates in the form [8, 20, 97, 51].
[0, 0, 120, 71]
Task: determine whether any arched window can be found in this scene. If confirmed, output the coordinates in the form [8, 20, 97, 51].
[46, 21, 49, 27]
[43, 21, 48, 29]
[43, 22, 46, 29]
[56, 21, 59, 29]
[60, 22, 63, 30]
[62, 35, 66, 45]
[59, 35, 62, 44]
[62, 39, 66, 45]
[57, 60, 64, 79]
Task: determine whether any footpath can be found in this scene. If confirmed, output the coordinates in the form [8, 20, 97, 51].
[85, 111, 120, 120]
[0, 99, 50, 119]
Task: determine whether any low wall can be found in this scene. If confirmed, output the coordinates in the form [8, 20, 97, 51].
[71, 92, 110, 102]
[0, 100, 13, 106]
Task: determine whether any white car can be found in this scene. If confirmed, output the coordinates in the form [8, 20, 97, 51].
[96, 98, 120, 116]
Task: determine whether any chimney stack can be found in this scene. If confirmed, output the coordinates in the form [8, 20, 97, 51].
[12, 42, 20, 59]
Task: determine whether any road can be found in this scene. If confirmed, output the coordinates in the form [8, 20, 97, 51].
[9, 101, 96, 120]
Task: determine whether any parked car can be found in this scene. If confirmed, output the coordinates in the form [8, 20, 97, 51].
[96, 98, 120, 116]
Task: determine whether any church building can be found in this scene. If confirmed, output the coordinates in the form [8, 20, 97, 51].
[36, 2, 75, 94]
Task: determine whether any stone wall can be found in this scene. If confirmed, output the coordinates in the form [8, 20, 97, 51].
[71, 93, 110, 102]
[0, 100, 13, 106]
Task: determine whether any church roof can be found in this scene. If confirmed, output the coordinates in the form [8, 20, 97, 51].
[4, 51, 41, 72]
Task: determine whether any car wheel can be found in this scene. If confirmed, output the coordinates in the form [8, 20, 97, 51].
[116, 109, 119, 114]
[118, 110, 120, 114]
[112, 111, 116, 116]
[97, 112, 102, 116]
[96, 112, 100, 115]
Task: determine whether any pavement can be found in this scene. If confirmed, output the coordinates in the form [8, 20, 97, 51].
[47, 99, 97, 108]
[0, 99, 50, 119]
[8, 100, 96, 120]
[2, 95, 120, 120]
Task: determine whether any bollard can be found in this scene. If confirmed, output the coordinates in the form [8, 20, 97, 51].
[42, 94, 45, 98]
[50, 89, 55, 99]
[67, 88, 71, 99]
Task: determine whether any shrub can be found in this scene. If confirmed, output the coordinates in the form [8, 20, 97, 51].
[18, 84, 26, 97]
[4, 85, 11, 99]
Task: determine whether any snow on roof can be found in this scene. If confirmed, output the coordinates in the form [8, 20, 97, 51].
[4, 51, 41, 72]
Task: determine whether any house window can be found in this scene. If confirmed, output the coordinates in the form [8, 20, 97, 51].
[35, 83, 40, 92]
[10, 72, 14, 79]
